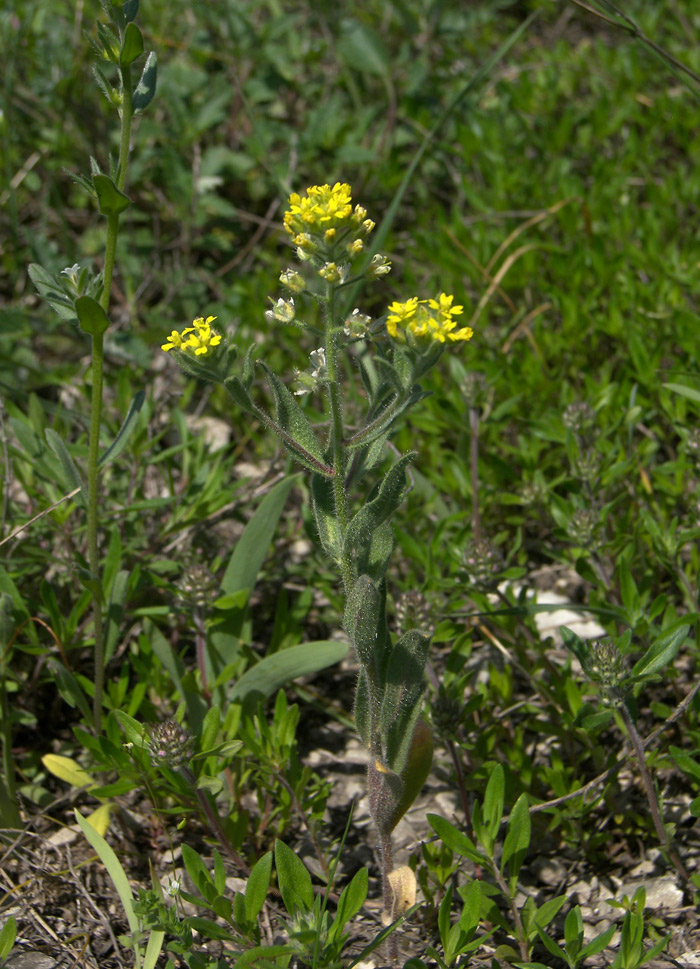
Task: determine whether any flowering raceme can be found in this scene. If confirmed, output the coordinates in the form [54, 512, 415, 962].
[283, 182, 376, 265]
[161, 316, 222, 356]
[386, 293, 473, 344]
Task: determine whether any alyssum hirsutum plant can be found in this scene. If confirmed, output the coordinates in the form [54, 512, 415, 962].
[161, 181, 474, 922]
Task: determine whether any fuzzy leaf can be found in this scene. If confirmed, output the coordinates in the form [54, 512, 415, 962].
[98, 390, 146, 467]
[344, 574, 384, 670]
[260, 362, 331, 475]
[311, 473, 342, 561]
[44, 429, 86, 506]
[132, 50, 157, 113]
[380, 629, 430, 775]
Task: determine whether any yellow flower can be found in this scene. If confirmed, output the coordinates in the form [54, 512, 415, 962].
[386, 294, 472, 345]
[284, 182, 354, 238]
[162, 316, 222, 356]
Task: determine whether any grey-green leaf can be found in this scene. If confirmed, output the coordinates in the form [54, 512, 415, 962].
[230, 640, 348, 704]
[132, 50, 157, 113]
[44, 429, 86, 506]
[99, 390, 146, 467]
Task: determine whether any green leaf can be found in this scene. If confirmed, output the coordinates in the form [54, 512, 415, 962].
[629, 624, 688, 680]
[337, 19, 389, 78]
[75, 294, 111, 336]
[231, 944, 294, 968]
[274, 840, 313, 916]
[344, 574, 385, 670]
[563, 905, 583, 957]
[311, 473, 342, 561]
[669, 746, 700, 784]
[120, 22, 144, 67]
[579, 923, 616, 960]
[122, 0, 140, 22]
[427, 814, 489, 867]
[244, 851, 273, 925]
[535, 925, 568, 964]
[48, 658, 94, 724]
[380, 630, 430, 775]
[501, 793, 530, 893]
[581, 709, 615, 730]
[329, 866, 368, 939]
[112, 709, 148, 747]
[559, 625, 589, 668]
[104, 569, 129, 663]
[221, 476, 297, 596]
[199, 705, 221, 757]
[259, 363, 329, 474]
[664, 382, 700, 405]
[182, 844, 217, 903]
[99, 390, 146, 467]
[44, 429, 86, 506]
[132, 50, 157, 113]
[27, 263, 78, 322]
[532, 895, 566, 934]
[483, 763, 505, 847]
[230, 640, 348, 704]
[0, 916, 17, 960]
[75, 809, 140, 938]
[92, 174, 131, 217]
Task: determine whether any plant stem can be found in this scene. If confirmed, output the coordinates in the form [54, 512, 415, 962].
[89, 60, 133, 730]
[323, 287, 352, 591]
[492, 865, 528, 960]
[619, 702, 690, 885]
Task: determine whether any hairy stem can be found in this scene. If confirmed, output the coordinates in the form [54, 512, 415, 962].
[619, 702, 690, 885]
[90, 59, 133, 729]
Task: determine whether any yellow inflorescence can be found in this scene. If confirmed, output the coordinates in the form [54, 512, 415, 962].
[161, 316, 222, 356]
[283, 183, 372, 264]
[386, 293, 473, 344]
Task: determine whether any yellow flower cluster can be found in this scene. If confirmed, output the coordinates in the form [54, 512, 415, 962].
[283, 182, 374, 261]
[161, 316, 222, 356]
[386, 294, 472, 344]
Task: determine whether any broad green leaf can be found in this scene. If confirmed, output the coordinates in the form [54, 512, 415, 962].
[120, 22, 144, 67]
[99, 390, 146, 467]
[44, 429, 85, 506]
[104, 569, 130, 664]
[535, 925, 568, 964]
[75, 294, 111, 335]
[199, 705, 221, 757]
[563, 905, 583, 956]
[329, 866, 368, 939]
[92, 175, 131, 217]
[48, 659, 94, 724]
[231, 944, 294, 968]
[132, 50, 157, 113]
[427, 814, 488, 867]
[630, 624, 688, 680]
[182, 844, 217, 903]
[244, 851, 273, 925]
[221, 475, 297, 595]
[274, 840, 313, 916]
[230, 640, 348, 703]
[502, 793, 531, 894]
